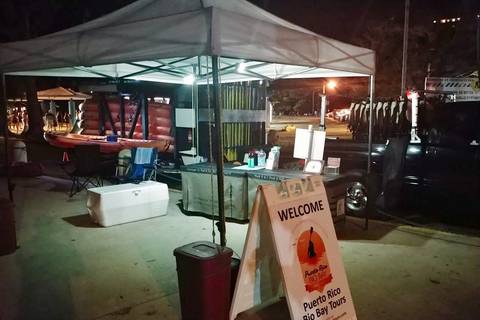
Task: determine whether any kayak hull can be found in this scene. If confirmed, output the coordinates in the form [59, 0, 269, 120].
[44, 132, 173, 153]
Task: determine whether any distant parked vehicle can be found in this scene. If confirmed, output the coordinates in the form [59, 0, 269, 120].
[333, 108, 350, 122]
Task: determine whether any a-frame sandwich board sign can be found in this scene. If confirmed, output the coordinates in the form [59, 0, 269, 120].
[230, 175, 357, 320]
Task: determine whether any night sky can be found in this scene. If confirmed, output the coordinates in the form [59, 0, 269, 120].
[1, 0, 479, 45]
[249, 0, 480, 44]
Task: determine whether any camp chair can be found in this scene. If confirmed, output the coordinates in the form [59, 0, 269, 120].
[61, 145, 110, 197]
[111, 147, 158, 184]
[116, 149, 132, 176]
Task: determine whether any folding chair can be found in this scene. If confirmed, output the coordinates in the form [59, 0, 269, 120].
[111, 147, 158, 184]
[61, 145, 107, 197]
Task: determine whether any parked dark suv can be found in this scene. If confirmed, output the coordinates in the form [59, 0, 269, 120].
[324, 100, 480, 228]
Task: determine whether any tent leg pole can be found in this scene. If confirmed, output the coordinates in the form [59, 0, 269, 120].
[1, 74, 14, 201]
[212, 55, 226, 247]
[141, 94, 148, 140]
[366, 75, 375, 230]
[102, 96, 118, 136]
[98, 95, 106, 136]
[68, 99, 76, 124]
[128, 98, 142, 139]
[119, 94, 125, 138]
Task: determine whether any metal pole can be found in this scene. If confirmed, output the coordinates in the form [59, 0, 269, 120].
[119, 95, 125, 138]
[317, 81, 326, 130]
[212, 55, 226, 247]
[401, 0, 410, 96]
[1, 74, 14, 201]
[49, 100, 57, 114]
[196, 57, 202, 154]
[192, 63, 199, 155]
[319, 94, 326, 131]
[312, 91, 315, 115]
[141, 94, 149, 140]
[68, 99, 76, 124]
[366, 75, 375, 230]
[477, 16, 480, 84]
[367, 76, 374, 174]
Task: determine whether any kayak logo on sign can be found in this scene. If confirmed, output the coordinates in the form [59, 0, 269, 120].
[297, 227, 332, 293]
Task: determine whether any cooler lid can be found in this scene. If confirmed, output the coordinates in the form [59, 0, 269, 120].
[87, 183, 138, 194]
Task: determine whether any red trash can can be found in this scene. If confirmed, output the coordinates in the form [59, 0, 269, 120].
[174, 241, 233, 320]
[0, 198, 16, 256]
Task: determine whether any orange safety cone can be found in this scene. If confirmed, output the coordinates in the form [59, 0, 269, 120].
[63, 151, 69, 162]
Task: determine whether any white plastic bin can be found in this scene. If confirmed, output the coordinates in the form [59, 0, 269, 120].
[87, 181, 169, 227]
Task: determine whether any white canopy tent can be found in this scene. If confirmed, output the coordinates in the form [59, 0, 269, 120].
[0, 0, 374, 81]
[0, 0, 376, 242]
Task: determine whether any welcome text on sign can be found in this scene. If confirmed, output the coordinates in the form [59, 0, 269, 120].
[277, 200, 325, 221]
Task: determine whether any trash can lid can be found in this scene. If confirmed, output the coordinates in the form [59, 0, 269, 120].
[174, 241, 232, 260]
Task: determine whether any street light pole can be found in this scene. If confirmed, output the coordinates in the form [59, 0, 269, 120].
[401, 0, 410, 96]
[312, 91, 315, 115]
[319, 80, 336, 131]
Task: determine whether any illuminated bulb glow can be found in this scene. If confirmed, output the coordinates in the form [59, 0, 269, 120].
[237, 62, 247, 73]
[327, 81, 336, 89]
[183, 74, 195, 84]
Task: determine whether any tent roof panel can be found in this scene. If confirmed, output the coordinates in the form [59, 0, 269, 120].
[0, 0, 375, 80]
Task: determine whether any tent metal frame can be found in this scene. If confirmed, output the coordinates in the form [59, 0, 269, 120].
[0, 0, 376, 240]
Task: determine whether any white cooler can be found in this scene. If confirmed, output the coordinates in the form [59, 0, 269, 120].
[87, 181, 169, 227]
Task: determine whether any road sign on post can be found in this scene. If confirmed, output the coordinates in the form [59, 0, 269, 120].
[425, 77, 480, 101]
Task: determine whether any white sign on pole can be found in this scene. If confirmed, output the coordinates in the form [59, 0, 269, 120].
[310, 131, 326, 161]
[230, 176, 356, 320]
[293, 128, 313, 159]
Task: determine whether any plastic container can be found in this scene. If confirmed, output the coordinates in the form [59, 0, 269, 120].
[106, 135, 118, 142]
[174, 241, 233, 320]
[257, 149, 266, 167]
[87, 181, 169, 227]
[248, 151, 255, 168]
[12, 140, 27, 163]
[0, 199, 16, 256]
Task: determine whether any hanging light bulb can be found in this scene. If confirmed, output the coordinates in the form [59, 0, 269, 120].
[183, 74, 195, 84]
[237, 61, 247, 73]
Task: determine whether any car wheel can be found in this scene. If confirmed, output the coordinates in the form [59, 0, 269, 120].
[346, 182, 368, 213]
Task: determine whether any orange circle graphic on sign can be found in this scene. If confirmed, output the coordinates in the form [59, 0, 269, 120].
[297, 227, 332, 293]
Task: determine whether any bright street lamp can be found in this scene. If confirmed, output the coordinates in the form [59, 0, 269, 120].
[312, 80, 336, 114]
[323, 80, 336, 94]
[319, 80, 337, 131]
